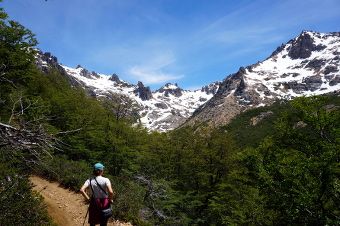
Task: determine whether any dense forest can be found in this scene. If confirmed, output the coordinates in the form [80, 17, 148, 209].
[0, 4, 339, 226]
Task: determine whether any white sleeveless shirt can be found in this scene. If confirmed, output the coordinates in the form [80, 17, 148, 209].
[84, 176, 111, 199]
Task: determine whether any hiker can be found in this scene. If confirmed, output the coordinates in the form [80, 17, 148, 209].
[80, 163, 114, 226]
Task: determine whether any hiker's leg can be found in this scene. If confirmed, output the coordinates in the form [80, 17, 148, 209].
[100, 222, 107, 226]
[100, 218, 108, 226]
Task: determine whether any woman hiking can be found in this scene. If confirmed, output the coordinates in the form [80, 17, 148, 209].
[80, 163, 114, 226]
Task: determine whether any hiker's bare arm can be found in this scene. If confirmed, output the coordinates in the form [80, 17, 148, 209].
[107, 183, 114, 203]
[80, 183, 90, 201]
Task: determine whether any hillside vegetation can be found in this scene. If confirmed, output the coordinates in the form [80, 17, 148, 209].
[0, 4, 339, 226]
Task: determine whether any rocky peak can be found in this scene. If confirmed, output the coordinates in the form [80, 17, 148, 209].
[35, 50, 59, 72]
[108, 74, 134, 88]
[109, 74, 120, 83]
[35, 50, 68, 76]
[134, 81, 153, 101]
[287, 31, 326, 59]
[218, 67, 246, 96]
[42, 52, 58, 65]
[91, 71, 100, 79]
[163, 83, 180, 89]
[73, 65, 99, 79]
[79, 68, 93, 79]
[157, 83, 183, 97]
[201, 81, 220, 95]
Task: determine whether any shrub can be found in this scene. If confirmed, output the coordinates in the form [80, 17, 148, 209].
[0, 161, 54, 226]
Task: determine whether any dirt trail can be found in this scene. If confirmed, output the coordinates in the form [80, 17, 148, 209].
[30, 176, 132, 226]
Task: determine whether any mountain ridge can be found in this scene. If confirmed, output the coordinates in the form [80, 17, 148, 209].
[185, 30, 340, 127]
[36, 30, 340, 131]
[36, 51, 220, 131]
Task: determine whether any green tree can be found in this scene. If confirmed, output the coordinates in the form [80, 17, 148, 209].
[242, 96, 340, 225]
[0, 5, 37, 120]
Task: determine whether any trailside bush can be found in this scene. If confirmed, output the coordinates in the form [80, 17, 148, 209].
[111, 178, 146, 225]
[35, 156, 91, 190]
[0, 161, 54, 226]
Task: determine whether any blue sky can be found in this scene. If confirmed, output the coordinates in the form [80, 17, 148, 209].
[2, 0, 340, 90]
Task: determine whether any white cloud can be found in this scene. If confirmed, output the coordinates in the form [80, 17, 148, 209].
[129, 66, 183, 84]
[127, 52, 184, 85]
[196, 0, 340, 52]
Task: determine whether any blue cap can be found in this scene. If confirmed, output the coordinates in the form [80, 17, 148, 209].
[94, 163, 104, 170]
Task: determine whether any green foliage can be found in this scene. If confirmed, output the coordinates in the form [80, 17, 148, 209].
[225, 101, 290, 148]
[35, 156, 90, 190]
[231, 96, 340, 225]
[135, 126, 240, 224]
[0, 160, 54, 226]
[0, 6, 37, 119]
[0, 7, 54, 225]
[111, 178, 145, 224]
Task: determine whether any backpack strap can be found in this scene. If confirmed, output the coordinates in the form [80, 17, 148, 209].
[89, 177, 110, 210]
[94, 177, 108, 196]
[89, 178, 102, 210]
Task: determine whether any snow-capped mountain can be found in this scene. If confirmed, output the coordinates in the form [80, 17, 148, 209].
[187, 31, 340, 127]
[36, 31, 340, 131]
[36, 51, 219, 131]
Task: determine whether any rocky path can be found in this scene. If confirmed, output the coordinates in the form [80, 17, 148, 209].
[30, 176, 132, 226]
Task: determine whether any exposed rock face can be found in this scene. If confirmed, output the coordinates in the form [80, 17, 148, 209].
[330, 75, 340, 86]
[42, 52, 58, 67]
[91, 71, 100, 79]
[283, 75, 323, 93]
[73, 67, 100, 79]
[155, 103, 168, 109]
[201, 82, 220, 95]
[36, 51, 59, 73]
[190, 68, 249, 127]
[303, 75, 323, 91]
[305, 59, 326, 71]
[250, 111, 274, 126]
[324, 65, 338, 75]
[288, 32, 326, 59]
[35, 50, 85, 88]
[156, 83, 183, 97]
[134, 81, 153, 101]
[109, 74, 120, 83]
[79, 68, 92, 79]
[109, 74, 134, 88]
[146, 111, 187, 131]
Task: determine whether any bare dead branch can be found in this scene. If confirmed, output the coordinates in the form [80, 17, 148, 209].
[0, 64, 17, 88]
[0, 122, 55, 160]
[8, 94, 39, 124]
[55, 128, 82, 135]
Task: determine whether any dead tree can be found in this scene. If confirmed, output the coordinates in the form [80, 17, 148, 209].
[0, 122, 55, 162]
